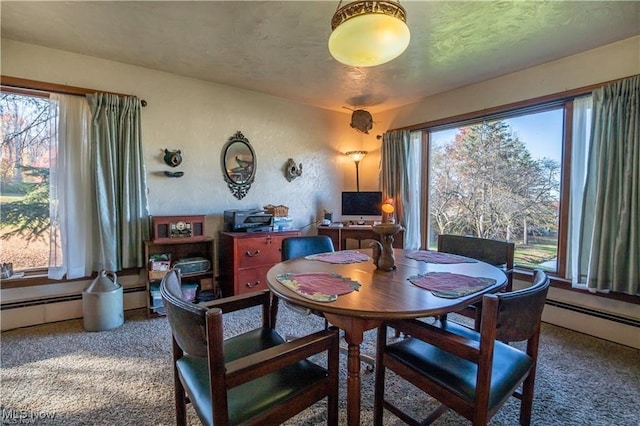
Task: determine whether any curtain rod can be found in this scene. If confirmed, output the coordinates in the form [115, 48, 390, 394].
[0, 75, 147, 106]
[386, 74, 638, 133]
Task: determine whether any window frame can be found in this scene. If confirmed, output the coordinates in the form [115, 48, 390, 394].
[392, 76, 638, 304]
[423, 101, 568, 276]
[0, 76, 142, 288]
[1, 86, 55, 279]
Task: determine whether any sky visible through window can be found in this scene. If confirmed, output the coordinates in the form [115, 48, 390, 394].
[431, 109, 563, 162]
[429, 108, 564, 270]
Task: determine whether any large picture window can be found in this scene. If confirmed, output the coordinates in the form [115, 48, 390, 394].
[427, 108, 564, 272]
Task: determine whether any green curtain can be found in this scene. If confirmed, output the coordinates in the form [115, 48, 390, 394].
[381, 129, 422, 249]
[87, 93, 150, 271]
[579, 75, 639, 295]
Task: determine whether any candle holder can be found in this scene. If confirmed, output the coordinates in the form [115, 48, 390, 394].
[371, 223, 403, 271]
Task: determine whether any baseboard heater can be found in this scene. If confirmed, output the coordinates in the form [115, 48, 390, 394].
[545, 299, 640, 328]
[2, 292, 639, 329]
[0, 286, 147, 310]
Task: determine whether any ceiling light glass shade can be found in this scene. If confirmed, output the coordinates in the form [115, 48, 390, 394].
[329, 1, 410, 67]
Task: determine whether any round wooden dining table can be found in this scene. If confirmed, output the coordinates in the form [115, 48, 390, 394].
[266, 248, 507, 426]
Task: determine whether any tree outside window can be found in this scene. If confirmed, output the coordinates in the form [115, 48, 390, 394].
[428, 109, 562, 271]
[1, 92, 54, 272]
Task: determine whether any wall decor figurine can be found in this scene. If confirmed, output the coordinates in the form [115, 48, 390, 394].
[284, 158, 303, 182]
[163, 149, 183, 167]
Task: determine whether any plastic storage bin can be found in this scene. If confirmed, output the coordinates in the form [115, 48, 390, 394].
[150, 285, 164, 314]
[150, 283, 197, 312]
[181, 283, 198, 302]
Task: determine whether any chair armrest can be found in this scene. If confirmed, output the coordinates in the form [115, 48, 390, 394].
[388, 319, 481, 361]
[199, 289, 270, 313]
[225, 328, 339, 389]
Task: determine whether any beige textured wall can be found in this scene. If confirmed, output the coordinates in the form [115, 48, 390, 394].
[2, 38, 638, 339]
[1, 39, 384, 234]
[7, 36, 635, 233]
[376, 35, 640, 130]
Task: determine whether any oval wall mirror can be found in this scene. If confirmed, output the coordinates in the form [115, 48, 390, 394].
[221, 131, 256, 199]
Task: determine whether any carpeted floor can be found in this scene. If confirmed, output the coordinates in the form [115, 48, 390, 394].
[1, 306, 639, 425]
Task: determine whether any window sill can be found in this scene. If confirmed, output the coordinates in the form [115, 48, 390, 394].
[514, 269, 639, 305]
[0, 268, 142, 290]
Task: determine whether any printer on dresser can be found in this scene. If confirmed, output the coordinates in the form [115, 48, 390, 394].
[223, 209, 274, 233]
[218, 230, 300, 297]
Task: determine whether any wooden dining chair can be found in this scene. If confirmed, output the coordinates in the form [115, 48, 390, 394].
[374, 269, 550, 426]
[281, 235, 335, 262]
[438, 234, 515, 290]
[160, 269, 340, 426]
[437, 234, 515, 329]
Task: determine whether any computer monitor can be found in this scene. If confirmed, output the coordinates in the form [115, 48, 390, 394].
[341, 191, 382, 223]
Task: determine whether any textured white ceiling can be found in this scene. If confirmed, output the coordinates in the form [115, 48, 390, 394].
[1, 1, 639, 113]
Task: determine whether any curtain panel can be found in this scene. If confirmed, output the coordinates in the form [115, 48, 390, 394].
[380, 130, 422, 249]
[579, 75, 639, 295]
[48, 94, 94, 279]
[87, 93, 150, 272]
[568, 95, 593, 287]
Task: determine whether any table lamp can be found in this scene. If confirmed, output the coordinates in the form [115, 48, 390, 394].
[381, 198, 395, 223]
[373, 198, 403, 271]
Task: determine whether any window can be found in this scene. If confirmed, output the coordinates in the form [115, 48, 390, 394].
[426, 108, 563, 273]
[1, 79, 150, 283]
[1, 91, 55, 274]
[413, 97, 588, 279]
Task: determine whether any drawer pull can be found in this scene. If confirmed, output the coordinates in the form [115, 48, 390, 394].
[246, 280, 261, 288]
[245, 250, 261, 257]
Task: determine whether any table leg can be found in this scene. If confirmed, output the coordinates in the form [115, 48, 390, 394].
[345, 332, 364, 425]
[324, 314, 381, 426]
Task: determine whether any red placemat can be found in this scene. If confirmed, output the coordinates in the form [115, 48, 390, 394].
[406, 250, 477, 264]
[305, 250, 370, 264]
[276, 272, 361, 302]
[408, 272, 495, 298]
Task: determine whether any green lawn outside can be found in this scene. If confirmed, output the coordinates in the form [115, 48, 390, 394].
[1, 193, 24, 203]
[515, 235, 557, 270]
[1, 193, 26, 231]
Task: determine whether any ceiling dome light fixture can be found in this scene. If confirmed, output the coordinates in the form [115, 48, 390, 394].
[328, 0, 410, 67]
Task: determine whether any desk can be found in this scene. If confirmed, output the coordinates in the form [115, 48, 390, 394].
[266, 248, 507, 425]
[317, 225, 404, 250]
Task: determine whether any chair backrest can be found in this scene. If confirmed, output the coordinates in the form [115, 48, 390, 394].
[160, 269, 209, 357]
[281, 235, 335, 261]
[438, 234, 515, 292]
[437, 234, 515, 270]
[488, 269, 550, 343]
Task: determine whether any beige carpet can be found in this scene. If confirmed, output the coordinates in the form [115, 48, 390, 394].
[1, 306, 639, 425]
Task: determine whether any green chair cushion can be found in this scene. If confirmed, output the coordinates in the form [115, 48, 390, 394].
[386, 326, 533, 411]
[176, 328, 329, 425]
